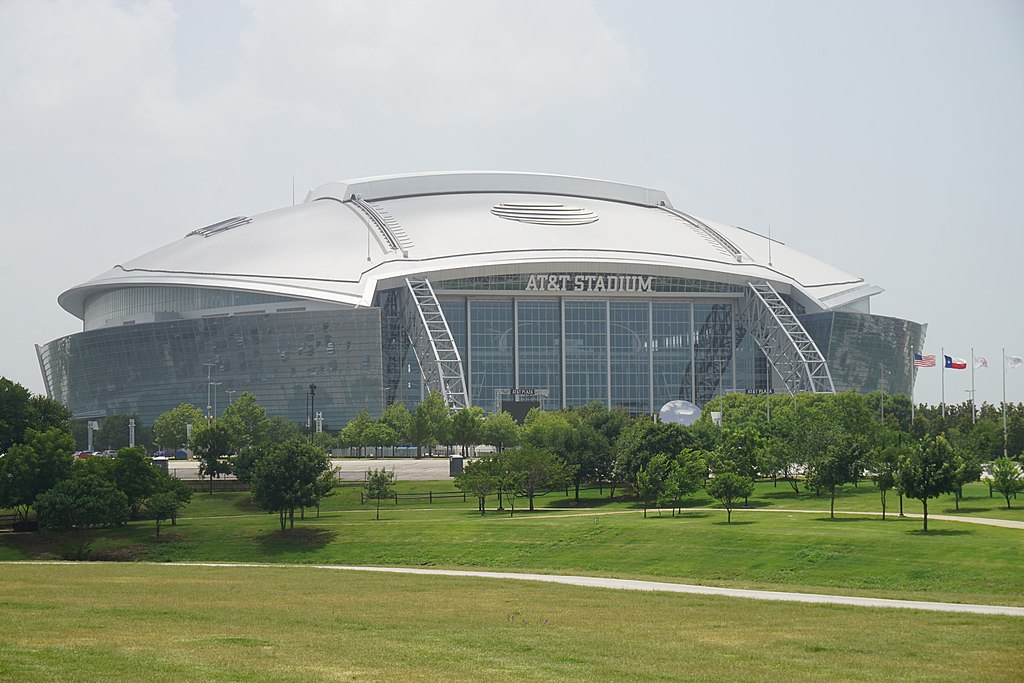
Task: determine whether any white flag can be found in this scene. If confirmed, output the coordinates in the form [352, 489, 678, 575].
[976, 357, 988, 369]
[1007, 355, 1024, 369]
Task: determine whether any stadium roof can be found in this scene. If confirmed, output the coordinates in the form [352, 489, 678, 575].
[58, 171, 880, 319]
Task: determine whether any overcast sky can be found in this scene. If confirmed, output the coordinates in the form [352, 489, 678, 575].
[1, 0, 1022, 408]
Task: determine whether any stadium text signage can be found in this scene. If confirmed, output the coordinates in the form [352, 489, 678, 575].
[524, 274, 654, 293]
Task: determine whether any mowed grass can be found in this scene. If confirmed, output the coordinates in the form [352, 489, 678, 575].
[3, 480, 1021, 607]
[0, 563, 1021, 683]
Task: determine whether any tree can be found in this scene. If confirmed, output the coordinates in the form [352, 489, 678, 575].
[706, 473, 754, 523]
[665, 449, 706, 516]
[411, 392, 450, 457]
[152, 403, 204, 451]
[614, 420, 688, 481]
[380, 402, 412, 449]
[251, 439, 333, 530]
[635, 454, 671, 518]
[806, 432, 862, 519]
[949, 445, 983, 511]
[454, 455, 500, 515]
[35, 472, 129, 558]
[145, 492, 180, 538]
[481, 411, 520, 452]
[898, 436, 957, 531]
[189, 421, 233, 494]
[0, 376, 32, 452]
[451, 405, 485, 457]
[340, 409, 376, 457]
[25, 395, 72, 436]
[363, 421, 399, 458]
[364, 467, 395, 520]
[502, 446, 574, 512]
[266, 415, 303, 443]
[153, 473, 192, 526]
[113, 446, 160, 520]
[220, 392, 269, 452]
[989, 457, 1023, 509]
[0, 427, 76, 524]
[870, 442, 901, 520]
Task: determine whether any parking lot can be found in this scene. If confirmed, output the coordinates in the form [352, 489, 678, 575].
[168, 457, 453, 482]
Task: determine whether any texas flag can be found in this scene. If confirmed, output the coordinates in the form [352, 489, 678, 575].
[944, 355, 967, 370]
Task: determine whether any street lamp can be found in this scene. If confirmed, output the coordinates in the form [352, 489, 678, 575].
[204, 362, 216, 424]
[226, 389, 236, 405]
[211, 382, 222, 419]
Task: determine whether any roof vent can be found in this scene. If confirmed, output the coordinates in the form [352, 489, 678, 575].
[187, 216, 252, 238]
[491, 203, 598, 226]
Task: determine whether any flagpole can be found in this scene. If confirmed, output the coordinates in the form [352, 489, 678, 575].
[941, 345, 946, 421]
[971, 347, 976, 424]
[1003, 347, 1008, 458]
[910, 348, 915, 424]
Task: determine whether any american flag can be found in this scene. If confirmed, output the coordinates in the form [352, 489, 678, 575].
[914, 353, 936, 367]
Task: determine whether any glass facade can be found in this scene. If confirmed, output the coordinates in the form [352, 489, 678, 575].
[800, 311, 926, 395]
[83, 286, 304, 330]
[40, 280, 926, 426]
[38, 309, 383, 426]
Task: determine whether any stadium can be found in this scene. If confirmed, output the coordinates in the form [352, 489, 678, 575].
[37, 171, 926, 426]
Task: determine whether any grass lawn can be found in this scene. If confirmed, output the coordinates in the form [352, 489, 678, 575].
[0, 563, 1021, 683]
[3, 480, 1021, 607]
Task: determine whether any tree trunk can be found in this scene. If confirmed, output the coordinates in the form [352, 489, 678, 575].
[155, 519, 161, 538]
[574, 480, 581, 502]
[289, 507, 295, 529]
[643, 503, 647, 519]
[209, 472, 214, 494]
[279, 510, 286, 531]
[880, 491, 887, 520]
[528, 493, 535, 511]
[830, 488, 836, 520]
[727, 507, 732, 523]
[376, 497, 380, 520]
[922, 499, 928, 531]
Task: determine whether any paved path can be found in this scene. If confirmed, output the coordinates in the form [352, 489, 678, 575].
[13, 561, 1017, 617]
[168, 457, 453, 482]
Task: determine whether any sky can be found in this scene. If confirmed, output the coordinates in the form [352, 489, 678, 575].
[1, 0, 1022, 408]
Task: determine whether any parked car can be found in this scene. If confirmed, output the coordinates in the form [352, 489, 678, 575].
[73, 451, 94, 459]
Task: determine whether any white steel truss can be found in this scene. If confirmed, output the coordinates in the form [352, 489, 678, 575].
[400, 277, 469, 410]
[740, 281, 835, 395]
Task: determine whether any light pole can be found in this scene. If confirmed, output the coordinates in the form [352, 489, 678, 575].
[226, 389, 236, 405]
[204, 362, 216, 424]
[211, 382, 222, 419]
[308, 383, 317, 443]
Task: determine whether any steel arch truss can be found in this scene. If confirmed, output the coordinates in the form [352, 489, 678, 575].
[399, 277, 469, 410]
[740, 281, 835, 395]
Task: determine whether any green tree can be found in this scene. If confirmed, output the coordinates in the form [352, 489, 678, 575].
[870, 442, 902, 520]
[153, 473, 192, 526]
[251, 439, 333, 530]
[266, 415, 303, 443]
[635, 454, 671, 518]
[411, 392, 451, 457]
[113, 446, 160, 520]
[451, 406, 485, 457]
[989, 457, 1023, 509]
[220, 392, 269, 452]
[706, 473, 755, 523]
[152, 403, 204, 451]
[806, 432, 862, 519]
[35, 472, 130, 558]
[25, 395, 72, 435]
[454, 455, 501, 515]
[340, 409, 376, 457]
[0, 427, 76, 524]
[380, 402, 412, 451]
[502, 446, 574, 512]
[481, 411, 520, 452]
[898, 436, 957, 531]
[614, 420, 688, 481]
[189, 421, 233, 494]
[145, 492, 180, 538]
[949, 445, 983, 511]
[665, 449, 706, 516]
[0, 376, 32, 452]
[363, 421, 399, 458]
[363, 467, 396, 520]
